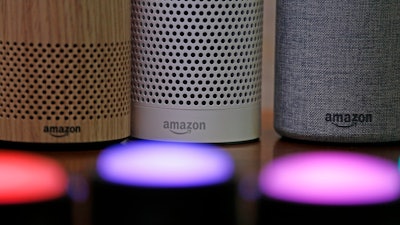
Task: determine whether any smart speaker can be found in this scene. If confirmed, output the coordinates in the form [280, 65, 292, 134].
[92, 141, 236, 225]
[0, 150, 71, 225]
[0, 0, 131, 145]
[257, 151, 400, 225]
[131, 1, 264, 143]
[274, 1, 400, 143]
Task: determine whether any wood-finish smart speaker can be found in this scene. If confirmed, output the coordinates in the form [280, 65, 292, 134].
[0, 0, 131, 145]
[131, 0, 264, 143]
[274, 1, 400, 143]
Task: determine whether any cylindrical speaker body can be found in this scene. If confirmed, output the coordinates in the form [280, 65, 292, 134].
[0, 0, 131, 144]
[131, 1, 264, 143]
[0, 150, 72, 225]
[92, 141, 236, 225]
[274, 1, 400, 143]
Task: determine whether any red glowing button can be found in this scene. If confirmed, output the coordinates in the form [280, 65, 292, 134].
[0, 150, 68, 204]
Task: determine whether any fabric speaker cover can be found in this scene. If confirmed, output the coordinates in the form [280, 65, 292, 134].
[274, 0, 400, 143]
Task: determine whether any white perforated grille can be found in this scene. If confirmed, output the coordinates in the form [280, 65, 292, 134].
[131, 0, 263, 109]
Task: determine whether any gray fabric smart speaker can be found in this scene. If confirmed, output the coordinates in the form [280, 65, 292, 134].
[274, 1, 400, 143]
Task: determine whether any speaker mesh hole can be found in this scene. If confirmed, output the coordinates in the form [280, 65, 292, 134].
[131, 1, 263, 108]
[0, 41, 131, 120]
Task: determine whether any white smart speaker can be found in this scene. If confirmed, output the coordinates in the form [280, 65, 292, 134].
[131, 0, 264, 143]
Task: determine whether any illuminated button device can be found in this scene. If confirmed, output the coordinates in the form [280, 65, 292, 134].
[257, 151, 400, 225]
[92, 141, 236, 225]
[0, 150, 71, 225]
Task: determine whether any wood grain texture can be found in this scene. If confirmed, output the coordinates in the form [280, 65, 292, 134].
[0, 0, 131, 43]
[0, 0, 131, 143]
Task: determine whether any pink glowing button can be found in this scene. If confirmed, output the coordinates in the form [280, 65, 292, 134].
[0, 150, 68, 205]
[97, 141, 235, 188]
[259, 151, 400, 205]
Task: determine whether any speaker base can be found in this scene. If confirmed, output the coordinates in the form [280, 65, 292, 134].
[274, 125, 400, 144]
[0, 138, 128, 151]
[132, 105, 260, 143]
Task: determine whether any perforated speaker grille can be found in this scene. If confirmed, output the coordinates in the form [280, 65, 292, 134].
[0, 41, 131, 121]
[131, 0, 263, 109]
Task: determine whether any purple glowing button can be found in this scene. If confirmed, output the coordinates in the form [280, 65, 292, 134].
[259, 151, 400, 206]
[97, 141, 235, 188]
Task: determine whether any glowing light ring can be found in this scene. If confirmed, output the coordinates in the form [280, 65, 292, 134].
[0, 150, 68, 205]
[259, 151, 400, 206]
[97, 141, 235, 188]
